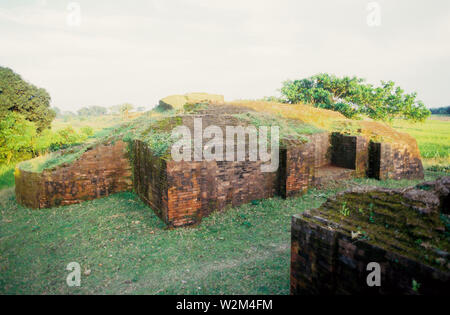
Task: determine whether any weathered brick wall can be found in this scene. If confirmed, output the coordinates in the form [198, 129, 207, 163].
[283, 143, 315, 198]
[311, 132, 331, 168]
[291, 178, 450, 295]
[369, 142, 424, 180]
[166, 159, 279, 227]
[15, 141, 133, 209]
[134, 131, 343, 226]
[282, 133, 332, 198]
[355, 136, 369, 177]
[15, 169, 44, 209]
[132, 140, 169, 222]
[292, 214, 449, 295]
[133, 141, 280, 227]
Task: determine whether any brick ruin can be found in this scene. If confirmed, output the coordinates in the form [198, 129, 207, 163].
[290, 177, 450, 295]
[15, 111, 425, 228]
[15, 141, 132, 209]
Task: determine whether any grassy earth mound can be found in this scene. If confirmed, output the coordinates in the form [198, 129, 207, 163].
[16, 99, 423, 173]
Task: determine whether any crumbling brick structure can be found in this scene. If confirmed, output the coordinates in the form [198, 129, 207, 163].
[15, 110, 425, 228]
[369, 141, 425, 180]
[291, 177, 450, 295]
[15, 141, 132, 208]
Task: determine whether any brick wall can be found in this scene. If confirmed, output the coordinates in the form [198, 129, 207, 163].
[132, 140, 169, 222]
[15, 141, 133, 209]
[291, 178, 450, 295]
[133, 140, 280, 227]
[369, 142, 424, 180]
[282, 143, 315, 198]
[311, 133, 331, 168]
[355, 136, 369, 177]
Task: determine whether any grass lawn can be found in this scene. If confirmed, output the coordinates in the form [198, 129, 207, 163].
[0, 172, 446, 295]
[0, 165, 15, 191]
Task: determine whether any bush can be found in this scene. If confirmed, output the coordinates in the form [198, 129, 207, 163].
[0, 113, 89, 166]
[81, 126, 94, 137]
[0, 112, 36, 164]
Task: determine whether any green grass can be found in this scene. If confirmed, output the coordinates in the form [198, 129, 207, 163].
[18, 144, 94, 173]
[392, 116, 450, 169]
[0, 165, 15, 190]
[0, 172, 445, 295]
[232, 112, 323, 143]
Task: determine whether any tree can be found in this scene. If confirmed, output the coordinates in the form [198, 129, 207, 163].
[77, 105, 107, 117]
[280, 74, 431, 122]
[120, 103, 134, 120]
[0, 112, 36, 164]
[0, 66, 55, 131]
[120, 103, 134, 113]
[430, 106, 450, 115]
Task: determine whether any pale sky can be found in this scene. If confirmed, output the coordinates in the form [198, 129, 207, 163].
[1, 0, 449, 111]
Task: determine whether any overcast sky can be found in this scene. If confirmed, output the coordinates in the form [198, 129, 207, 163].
[1, 0, 449, 110]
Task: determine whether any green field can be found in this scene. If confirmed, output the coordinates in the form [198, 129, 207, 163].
[392, 116, 450, 169]
[0, 115, 449, 294]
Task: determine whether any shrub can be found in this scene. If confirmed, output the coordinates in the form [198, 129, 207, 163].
[81, 126, 94, 137]
[0, 112, 36, 164]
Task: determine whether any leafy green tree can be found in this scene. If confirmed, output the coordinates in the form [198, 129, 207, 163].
[0, 112, 36, 164]
[280, 74, 431, 122]
[0, 66, 55, 131]
[120, 103, 134, 113]
[120, 103, 134, 120]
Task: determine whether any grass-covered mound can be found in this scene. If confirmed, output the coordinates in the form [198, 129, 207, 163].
[16, 102, 324, 173]
[16, 99, 424, 173]
[229, 100, 421, 154]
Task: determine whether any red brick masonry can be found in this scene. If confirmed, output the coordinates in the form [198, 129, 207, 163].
[15, 141, 132, 209]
